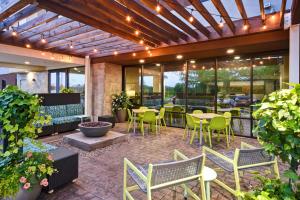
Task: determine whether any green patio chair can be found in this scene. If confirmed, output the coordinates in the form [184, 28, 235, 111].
[156, 107, 166, 128]
[172, 106, 184, 126]
[184, 114, 206, 145]
[124, 150, 207, 200]
[192, 110, 208, 136]
[230, 108, 244, 133]
[140, 111, 157, 135]
[203, 143, 279, 198]
[224, 112, 234, 140]
[207, 116, 229, 148]
[139, 106, 148, 110]
[127, 109, 141, 132]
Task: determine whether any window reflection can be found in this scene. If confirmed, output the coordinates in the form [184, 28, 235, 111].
[143, 65, 161, 108]
[125, 67, 141, 107]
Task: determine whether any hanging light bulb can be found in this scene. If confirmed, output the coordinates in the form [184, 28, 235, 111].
[25, 43, 31, 48]
[126, 15, 132, 22]
[135, 30, 140, 36]
[145, 46, 149, 50]
[243, 24, 249, 30]
[189, 16, 194, 23]
[11, 30, 17, 36]
[41, 38, 47, 43]
[93, 48, 98, 53]
[139, 40, 144, 45]
[70, 41, 74, 49]
[219, 17, 224, 28]
[114, 51, 118, 55]
[156, 1, 161, 13]
[132, 52, 136, 57]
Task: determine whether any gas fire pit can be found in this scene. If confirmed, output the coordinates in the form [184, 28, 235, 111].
[78, 121, 112, 137]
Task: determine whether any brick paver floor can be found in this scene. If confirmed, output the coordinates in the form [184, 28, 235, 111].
[39, 123, 286, 200]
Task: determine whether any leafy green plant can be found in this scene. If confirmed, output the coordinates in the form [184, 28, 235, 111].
[59, 87, 75, 93]
[0, 85, 54, 198]
[111, 91, 132, 113]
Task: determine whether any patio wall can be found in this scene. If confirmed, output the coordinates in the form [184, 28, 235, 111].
[92, 62, 122, 116]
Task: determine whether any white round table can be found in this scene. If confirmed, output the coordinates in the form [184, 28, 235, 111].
[203, 166, 217, 200]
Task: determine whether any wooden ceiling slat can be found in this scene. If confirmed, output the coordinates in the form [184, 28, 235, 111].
[37, 0, 156, 47]
[97, 0, 177, 42]
[259, 0, 265, 24]
[120, 0, 188, 41]
[48, 0, 161, 47]
[85, 0, 169, 44]
[234, 0, 250, 27]
[140, 0, 199, 39]
[164, 0, 210, 38]
[69, 0, 165, 45]
[87, 44, 143, 57]
[0, 0, 34, 21]
[280, 0, 287, 27]
[0, 4, 40, 31]
[188, 0, 222, 36]
[211, 0, 235, 34]
[291, 0, 300, 25]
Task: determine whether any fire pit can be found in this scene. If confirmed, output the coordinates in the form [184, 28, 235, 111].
[78, 121, 112, 137]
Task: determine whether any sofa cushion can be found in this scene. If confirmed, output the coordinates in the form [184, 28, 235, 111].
[47, 105, 67, 118]
[52, 116, 81, 125]
[66, 104, 84, 116]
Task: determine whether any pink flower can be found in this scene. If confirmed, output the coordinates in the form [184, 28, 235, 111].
[19, 176, 27, 183]
[26, 152, 32, 158]
[23, 182, 31, 190]
[47, 154, 53, 161]
[40, 178, 48, 187]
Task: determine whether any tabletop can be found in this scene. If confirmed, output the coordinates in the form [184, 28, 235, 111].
[190, 113, 221, 119]
[203, 166, 217, 181]
[132, 109, 159, 114]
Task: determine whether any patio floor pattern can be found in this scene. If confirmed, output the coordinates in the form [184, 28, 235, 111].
[39, 123, 286, 200]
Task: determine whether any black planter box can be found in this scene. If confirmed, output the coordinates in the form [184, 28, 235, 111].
[37, 93, 81, 106]
[98, 115, 116, 128]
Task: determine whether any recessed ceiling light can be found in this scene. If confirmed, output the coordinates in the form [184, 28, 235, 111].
[156, 63, 161, 66]
[259, 61, 264, 65]
[139, 59, 145, 63]
[190, 60, 195, 64]
[24, 61, 30, 65]
[226, 49, 235, 54]
[25, 44, 31, 48]
[234, 56, 240, 60]
[132, 53, 136, 57]
[41, 52, 45, 56]
[176, 55, 183, 59]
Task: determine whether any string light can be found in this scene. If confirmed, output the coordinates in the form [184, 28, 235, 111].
[145, 46, 149, 50]
[126, 15, 132, 22]
[69, 41, 74, 49]
[93, 48, 98, 53]
[243, 24, 249, 30]
[25, 43, 31, 48]
[41, 38, 47, 43]
[156, 0, 161, 12]
[132, 52, 136, 56]
[139, 40, 144, 45]
[189, 9, 194, 23]
[219, 17, 224, 28]
[12, 30, 17, 36]
[134, 30, 140, 36]
[114, 51, 118, 55]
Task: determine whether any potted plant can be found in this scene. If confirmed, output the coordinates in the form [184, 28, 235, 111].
[242, 83, 300, 199]
[112, 91, 132, 122]
[59, 87, 75, 93]
[0, 85, 54, 199]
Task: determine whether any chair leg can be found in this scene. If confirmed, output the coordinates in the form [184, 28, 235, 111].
[233, 168, 241, 199]
[217, 130, 220, 142]
[123, 162, 127, 200]
[141, 121, 144, 136]
[190, 128, 196, 145]
[208, 128, 212, 148]
[200, 178, 207, 200]
[225, 128, 229, 148]
[162, 118, 167, 128]
[230, 124, 235, 140]
[183, 126, 188, 140]
[127, 119, 132, 132]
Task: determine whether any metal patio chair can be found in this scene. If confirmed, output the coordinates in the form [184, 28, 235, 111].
[123, 150, 207, 200]
[203, 142, 279, 199]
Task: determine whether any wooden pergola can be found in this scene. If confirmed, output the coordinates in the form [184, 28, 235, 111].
[0, 0, 298, 63]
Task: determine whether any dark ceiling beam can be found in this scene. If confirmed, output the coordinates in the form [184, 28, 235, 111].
[280, 0, 287, 27]
[37, 0, 157, 47]
[259, 0, 265, 24]
[140, 0, 199, 40]
[85, 0, 169, 44]
[66, 0, 164, 45]
[0, 0, 35, 21]
[97, 0, 177, 43]
[211, 0, 235, 34]
[120, 0, 188, 41]
[234, 0, 250, 28]
[0, 4, 40, 31]
[291, 0, 300, 25]
[163, 0, 210, 38]
[188, 0, 222, 36]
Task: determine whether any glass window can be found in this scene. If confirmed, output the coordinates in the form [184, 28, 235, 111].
[69, 67, 85, 103]
[143, 64, 162, 108]
[50, 72, 57, 93]
[187, 60, 216, 113]
[58, 72, 66, 91]
[125, 67, 141, 107]
[217, 57, 252, 136]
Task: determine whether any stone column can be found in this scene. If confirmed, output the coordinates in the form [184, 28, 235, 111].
[289, 24, 300, 83]
[84, 56, 92, 116]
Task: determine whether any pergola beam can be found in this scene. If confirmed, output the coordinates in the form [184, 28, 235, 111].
[163, 0, 210, 38]
[0, 4, 40, 31]
[140, 0, 199, 39]
[188, 0, 222, 36]
[235, 0, 250, 28]
[259, 0, 265, 24]
[37, 0, 157, 47]
[0, 0, 35, 21]
[291, 0, 300, 25]
[211, 0, 235, 34]
[280, 0, 287, 27]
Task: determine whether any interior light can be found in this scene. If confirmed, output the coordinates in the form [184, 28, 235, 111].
[226, 49, 235, 54]
[176, 55, 183, 59]
[24, 61, 30, 65]
[190, 60, 196, 64]
[156, 63, 161, 66]
[259, 61, 264, 65]
[139, 59, 145, 63]
[234, 56, 240, 60]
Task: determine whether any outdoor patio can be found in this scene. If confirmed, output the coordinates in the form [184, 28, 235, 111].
[38, 123, 287, 200]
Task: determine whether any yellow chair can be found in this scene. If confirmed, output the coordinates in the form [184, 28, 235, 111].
[207, 116, 229, 148]
[156, 107, 166, 128]
[224, 112, 234, 140]
[203, 143, 279, 198]
[124, 150, 207, 200]
[140, 111, 157, 135]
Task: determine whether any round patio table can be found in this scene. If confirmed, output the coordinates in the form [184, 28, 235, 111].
[203, 166, 217, 200]
[132, 109, 159, 134]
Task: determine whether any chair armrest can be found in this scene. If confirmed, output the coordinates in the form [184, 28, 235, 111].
[174, 149, 189, 160]
[202, 146, 234, 163]
[241, 142, 256, 149]
[124, 158, 147, 182]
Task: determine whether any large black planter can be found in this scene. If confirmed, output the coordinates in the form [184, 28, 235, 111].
[78, 122, 112, 137]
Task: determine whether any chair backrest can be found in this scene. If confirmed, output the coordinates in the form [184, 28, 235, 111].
[159, 107, 165, 118]
[127, 108, 132, 119]
[140, 106, 148, 110]
[185, 114, 195, 128]
[150, 155, 204, 188]
[193, 110, 203, 114]
[230, 108, 241, 116]
[209, 116, 226, 130]
[172, 106, 182, 112]
[237, 148, 274, 167]
[223, 112, 231, 123]
[143, 111, 156, 122]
